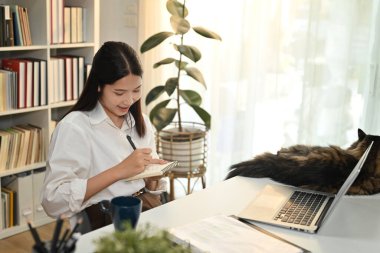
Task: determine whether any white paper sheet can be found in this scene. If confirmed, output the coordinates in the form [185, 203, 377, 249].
[170, 215, 303, 253]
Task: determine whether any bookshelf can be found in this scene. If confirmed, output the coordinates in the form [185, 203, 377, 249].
[0, 0, 99, 239]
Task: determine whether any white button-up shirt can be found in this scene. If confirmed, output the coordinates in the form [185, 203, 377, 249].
[41, 102, 158, 225]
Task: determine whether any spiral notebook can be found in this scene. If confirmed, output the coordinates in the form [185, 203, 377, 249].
[126, 161, 178, 181]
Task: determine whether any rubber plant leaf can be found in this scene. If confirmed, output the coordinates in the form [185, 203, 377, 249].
[166, 0, 188, 17]
[145, 86, 165, 105]
[174, 44, 201, 62]
[185, 67, 206, 87]
[151, 108, 177, 131]
[193, 26, 222, 41]
[175, 60, 188, 70]
[179, 89, 202, 106]
[153, 58, 176, 68]
[165, 78, 178, 96]
[170, 16, 190, 34]
[189, 104, 211, 129]
[140, 32, 174, 53]
[149, 99, 172, 122]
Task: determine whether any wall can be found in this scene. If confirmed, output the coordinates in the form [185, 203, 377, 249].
[99, 0, 139, 50]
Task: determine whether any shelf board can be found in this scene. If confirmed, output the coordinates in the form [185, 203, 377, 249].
[0, 45, 48, 52]
[49, 42, 95, 49]
[49, 100, 77, 108]
[0, 106, 49, 117]
[0, 162, 46, 178]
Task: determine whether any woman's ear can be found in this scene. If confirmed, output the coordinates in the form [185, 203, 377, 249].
[97, 86, 101, 92]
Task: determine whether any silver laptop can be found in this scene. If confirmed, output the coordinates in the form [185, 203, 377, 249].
[238, 141, 373, 233]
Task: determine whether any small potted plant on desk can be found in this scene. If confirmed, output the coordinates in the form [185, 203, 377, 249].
[140, 0, 221, 200]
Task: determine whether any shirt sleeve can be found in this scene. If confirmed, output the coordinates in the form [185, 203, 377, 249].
[41, 121, 91, 218]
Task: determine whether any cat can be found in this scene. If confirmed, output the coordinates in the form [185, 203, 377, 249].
[225, 129, 380, 195]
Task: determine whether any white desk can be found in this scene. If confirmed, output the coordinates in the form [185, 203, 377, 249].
[75, 176, 380, 253]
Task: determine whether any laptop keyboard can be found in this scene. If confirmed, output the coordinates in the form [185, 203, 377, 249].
[274, 191, 327, 226]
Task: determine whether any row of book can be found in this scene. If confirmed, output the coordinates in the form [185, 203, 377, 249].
[52, 0, 86, 44]
[0, 124, 44, 171]
[1, 58, 47, 110]
[0, 4, 32, 47]
[49, 55, 87, 103]
[1, 170, 48, 229]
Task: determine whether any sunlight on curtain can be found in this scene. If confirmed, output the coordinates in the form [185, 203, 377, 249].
[139, 0, 380, 186]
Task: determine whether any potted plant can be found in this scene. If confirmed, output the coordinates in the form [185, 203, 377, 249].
[140, 0, 221, 199]
[140, 0, 221, 132]
[140, 0, 221, 198]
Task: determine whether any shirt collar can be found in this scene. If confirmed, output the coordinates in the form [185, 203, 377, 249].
[89, 102, 136, 131]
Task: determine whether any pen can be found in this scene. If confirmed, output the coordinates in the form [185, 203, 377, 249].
[51, 216, 63, 253]
[27, 221, 47, 253]
[127, 135, 137, 150]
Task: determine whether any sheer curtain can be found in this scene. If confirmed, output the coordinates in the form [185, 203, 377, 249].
[139, 0, 380, 186]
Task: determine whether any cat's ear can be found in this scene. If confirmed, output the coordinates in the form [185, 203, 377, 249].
[358, 128, 366, 140]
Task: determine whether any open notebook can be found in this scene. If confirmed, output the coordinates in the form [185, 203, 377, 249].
[126, 161, 178, 181]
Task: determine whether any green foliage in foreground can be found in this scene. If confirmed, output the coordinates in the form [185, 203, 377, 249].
[95, 224, 191, 253]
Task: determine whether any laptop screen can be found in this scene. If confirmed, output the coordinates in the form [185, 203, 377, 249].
[319, 141, 373, 227]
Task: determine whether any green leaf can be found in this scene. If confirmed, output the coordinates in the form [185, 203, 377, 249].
[153, 58, 176, 68]
[174, 45, 202, 62]
[170, 16, 190, 34]
[150, 106, 177, 131]
[193, 26, 222, 41]
[149, 99, 171, 122]
[140, 32, 174, 53]
[166, 0, 188, 17]
[185, 67, 206, 87]
[189, 105, 211, 129]
[165, 78, 178, 96]
[145, 86, 165, 105]
[175, 60, 188, 70]
[179, 90, 202, 106]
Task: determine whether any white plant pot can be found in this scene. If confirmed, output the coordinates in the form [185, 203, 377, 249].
[156, 123, 207, 173]
[159, 138, 205, 172]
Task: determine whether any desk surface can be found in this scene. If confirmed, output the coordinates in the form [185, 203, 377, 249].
[75, 176, 380, 253]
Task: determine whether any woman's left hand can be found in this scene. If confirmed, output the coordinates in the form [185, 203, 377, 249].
[144, 159, 168, 190]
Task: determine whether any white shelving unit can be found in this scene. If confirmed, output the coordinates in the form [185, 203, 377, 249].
[0, 0, 99, 239]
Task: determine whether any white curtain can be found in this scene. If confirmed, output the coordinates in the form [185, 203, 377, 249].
[139, 0, 380, 186]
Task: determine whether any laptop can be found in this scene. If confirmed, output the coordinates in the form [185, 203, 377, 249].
[238, 141, 373, 233]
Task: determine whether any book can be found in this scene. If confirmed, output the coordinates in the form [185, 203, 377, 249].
[1, 187, 15, 227]
[63, 6, 71, 43]
[169, 215, 307, 253]
[11, 5, 23, 46]
[126, 161, 178, 181]
[2, 58, 26, 108]
[39, 60, 47, 105]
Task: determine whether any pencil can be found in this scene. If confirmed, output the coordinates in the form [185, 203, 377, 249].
[51, 216, 63, 253]
[61, 217, 83, 251]
[27, 221, 46, 253]
[57, 228, 70, 252]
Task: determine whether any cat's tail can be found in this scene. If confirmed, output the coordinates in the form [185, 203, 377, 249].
[225, 152, 354, 187]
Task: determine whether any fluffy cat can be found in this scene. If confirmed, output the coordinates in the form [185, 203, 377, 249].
[226, 129, 380, 195]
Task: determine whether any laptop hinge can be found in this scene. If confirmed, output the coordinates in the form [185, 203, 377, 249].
[315, 198, 334, 229]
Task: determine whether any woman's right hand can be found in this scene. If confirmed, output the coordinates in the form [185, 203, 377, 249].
[117, 148, 153, 179]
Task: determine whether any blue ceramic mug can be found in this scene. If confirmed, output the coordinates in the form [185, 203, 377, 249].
[100, 196, 142, 231]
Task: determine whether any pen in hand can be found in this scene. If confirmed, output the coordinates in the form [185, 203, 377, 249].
[127, 135, 137, 150]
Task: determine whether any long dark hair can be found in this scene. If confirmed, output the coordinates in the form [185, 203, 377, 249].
[66, 41, 146, 137]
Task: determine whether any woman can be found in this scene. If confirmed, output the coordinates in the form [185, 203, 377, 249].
[42, 41, 166, 232]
